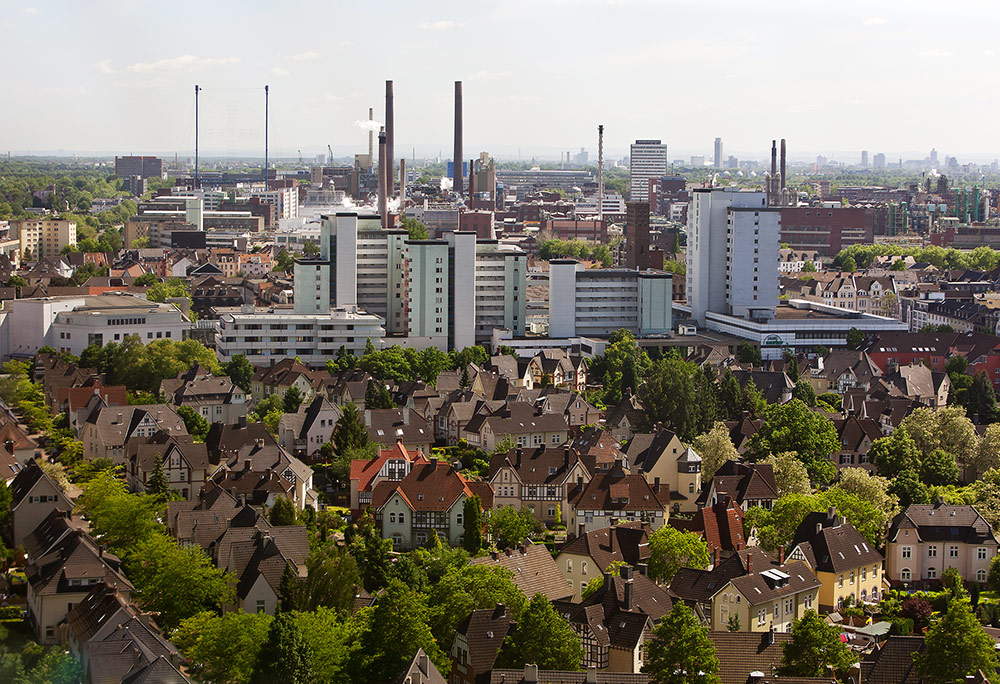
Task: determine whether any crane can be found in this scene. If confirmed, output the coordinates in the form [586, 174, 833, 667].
[327, 145, 334, 165]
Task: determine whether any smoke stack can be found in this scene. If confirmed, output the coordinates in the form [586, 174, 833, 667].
[368, 107, 374, 170]
[385, 81, 394, 197]
[468, 158, 475, 209]
[399, 158, 406, 213]
[598, 125, 605, 225]
[378, 128, 388, 228]
[780, 138, 787, 192]
[453, 81, 463, 196]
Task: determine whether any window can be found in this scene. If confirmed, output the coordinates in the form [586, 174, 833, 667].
[567, 559, 573, 573]
[757, 608, 766, 626]
[850, 571, 855, 585]
[803, 594, 813, 609]
[838, 574, 844, 588]
[927, 545, 937, 558]
[861, 568, 867, 581]
[979, 547, 989, 561]
[256, 600, 266, 613]
[389, 512, 396, 524]
[398, 512, 404, 524]
[582, 562, 589, 575]
[927, 567, 937, 580]
[774, 602, 780, 617]
[950, 546, 959, 558]
[901, 546, 912, 559]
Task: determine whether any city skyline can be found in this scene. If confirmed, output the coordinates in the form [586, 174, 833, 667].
[4, 0, 1000, 162]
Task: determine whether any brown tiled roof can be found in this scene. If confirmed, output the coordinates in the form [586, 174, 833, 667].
[372, 461, 492, 512]
[453, 604, 512, 676]
[668, 548, 769, 604]
[860, 635, 925, 684]
[889, 500, 999, 545]
[25, 529, 133, 597]
[23, 508, 87, 561]
[553, 570, 661, 651]
[472, 544, 574, 601]
[234, 528, 309, 600]
[569, 464, 669, 513]
[349, 441, 430, 496]
[729, 558, 820, 606]
[696, 461, 778, 508]
[708, 631, 793, 684]
[571, 427, 625, 470]
[790, 509, 883, 573]
[464, 401, 568, 438]
[558, 522, 651, 570]
[670, 497, 746, 554]
[365, 408, 432, 446]
[489, 670, 647, 684]
[489, 444, 589, 486]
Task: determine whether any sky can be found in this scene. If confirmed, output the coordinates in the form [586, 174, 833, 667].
[2, 0, 999, 163]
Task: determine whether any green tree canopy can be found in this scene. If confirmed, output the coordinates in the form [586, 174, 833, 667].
[177, 405, 210, 442]
[647, 525, 711, 584]
[643, 601, 720, 684]
[693, 422, 738, 479]
[250, 611, 313, 684]
[269, 496, 298, 526]
[748, 399, 839, 484]
[175, 611, 273, 684]
[427, 564, 526, 645]
[224, 354, 255, 392]
[496, 593, 583, 671]
[779, 611, 856, 678]
[485, 506, 536, 549]
[463, 494, 483, 553]
[915, 597, 999, 683]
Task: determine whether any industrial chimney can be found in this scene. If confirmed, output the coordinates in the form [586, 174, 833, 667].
[399, 158, 406, 213]
[385, 81, 394, 197]
[378, 127, 388, 228]
[453, 81, 463, 196]
[368, 107, 374, 170]
[598, 125, 605, 225]
[768, 140, 777, 206]
[780, 138, 787, 195]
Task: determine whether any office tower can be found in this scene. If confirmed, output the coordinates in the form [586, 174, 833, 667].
[873, 153, 886, 170]
[686, 188, 779, 326]
[114, 156, 163, 180]
[714, 138, 723, 168]
[930, 148, 938, 166]
[629, 140, 668, 203]
[861, 151, 869, 167]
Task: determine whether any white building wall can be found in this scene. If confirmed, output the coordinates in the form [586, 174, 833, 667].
[293, 260, 331, 314]
[638, 274, 672, 335]
[447, 232, 477, 350]
[405, 241, 450, 349]
[334, 213, 358, 308]
[726, 207, 780, 319]
[629, 140, 668, 202]
[549, 260, 580, 338]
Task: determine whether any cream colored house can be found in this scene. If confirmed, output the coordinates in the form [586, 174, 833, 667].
[624, 430, 702, 513]
[886, 500, 999, 585]
[487, 445, 592, 525]
[9, 461, 74, 546]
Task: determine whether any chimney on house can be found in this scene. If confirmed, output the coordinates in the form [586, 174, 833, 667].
[602, 571, 612, 588]
[494, 603, 507, 619]
[713, 547, 720, 568]
[585, 667, 598, 684]
[516, 448, 522, 468]
[238, 415, 247, 428]
[778, 546, 785, 565]
[747, 552, 754, 574]
[637, 563, 648, 576]
[654, 477, 661, 492]
[243, 459, 252, 471]
[624, 576, 634, 611]
[364, 410, 372, 427]
[563, 446, 570, 466]
[524, 664, 538, 684]
[401, 407, 409, 423]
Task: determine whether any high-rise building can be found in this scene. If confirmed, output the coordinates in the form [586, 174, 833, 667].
[930, 148, 939, 166]
[861, 151, 869, 167]
[629, 140, 668, 203]
[10, 219, 77, 259]
[114, 156, 163, 180]
[294, 213, 526, 348]
[873, 153, 886, 170]
[714, 138, 723, 168]
[625, 201, 651, 270]
[686, 188, 779, 326]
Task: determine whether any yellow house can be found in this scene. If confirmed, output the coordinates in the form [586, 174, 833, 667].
[788, 508, 885, 611]
[623, 429, 702, 514]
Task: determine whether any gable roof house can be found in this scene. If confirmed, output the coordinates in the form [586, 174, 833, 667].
[373, 461, 494, 550]
[249, 358, 318, 405]
[25, 528, 134, 644]
[125, 431, 211, 501]
[488, 445, 593, 526]
[450, 604, 512, 684]
[226, 527, 310, 615]
[669, 497, 747, 560]
[80, 404, 186, 463]
[567, 462, 671, 534]
[278, 395, 342, 459]
[462, 401, 570, 453]
[603, 393, 645, 443]
[552, 566, 671, 673]
[365, 407, 434, 454]
[208, 438, 317, 510]
[10, 460, 75, 546]
[624, 429, 703, 514]
[159, 364, 248, 425]
[696, 461, 778, 512]
[472, 543, 575, 601]
[349, 440, 430, 517]
[557, 522, 652, 601]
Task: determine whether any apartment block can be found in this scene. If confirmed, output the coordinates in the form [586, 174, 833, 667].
[629, 140, 668, 203]
[548, 260, 671, 339]
[11, 219, 76, 259]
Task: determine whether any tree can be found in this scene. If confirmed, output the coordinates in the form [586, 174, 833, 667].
[349, 512, 392, 591]
[897, 406, 978, 467]
[846, 327, 864, 349]
[460, 367, 471, 388]
[129, 532, 235, 629]
[278, 561, 300, 612]
[748, 399, 840, 484]
[332, 402, 370, 455]
[778, 611, 856, 678]
[832, 468, 899, 522]
[283, 386, 304, 413]
[77, 470, 163, 552]
[497, 593, 583, 671]
[427, 564, 526, 645]
[792, 379, 816, 407]
[988, 554, 1000, 592]
[727, 614, 741, 632]
[364, 380, 394, 409]
[802, 260, 817, 272]
[176, 611, 273, 684]
[177, 405, 210, 442]
[269, 496, 297, 526]
[716, 370, 744, 420]
[889, 468, 930, 508]
[146, 277, 191, 304]
[920, 448, 959, 486]
[965, 372, 998, 424]
[250, 612, 313, 684]
[297, 545, 361, 613]
[693, 422, 738, 479]
[358, 578, 447, 682]
[870, 430, 920, 478]
[463, 494, 483, 553]
[736, 342, 761, 366]
[643, 602, 719, 684]
[647, 525, 710, 584]
[639, 357, 715, 441]
[589, 330, 651, 405]
[293, 608, 356, 684]
[486, 506, 536, 549]
[762, 452, 812, 497]
[915, 598, 999, 683]
[224, 354, 255, 392]
[144, 454, 169, 497]
[402, 216, 429, 240]
[901, 596, 933, 622]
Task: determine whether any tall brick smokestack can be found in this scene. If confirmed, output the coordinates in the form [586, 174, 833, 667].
[378, 128, 388, 228]
[385, 81, 394, 197]
[453, 81, 463, 196]
[780, 138, 786, 192]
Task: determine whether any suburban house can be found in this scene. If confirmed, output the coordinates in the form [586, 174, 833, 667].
[552, 566, 671, 673]
[226, 527, 309, 615]
[789, 508, 886, 611]
[365, 408, 434, 453]
[471, 543, 574, 601]
[487, 445, 592, 525]
[450, 604, 512, 684]
[9, 461, 75, 545]
[80, 403, 186, 463]
[372, 461, 493, 550]
[805, 349, 883, 395]
[670, 548, 820, 633]
[159, 365, 248, 424]
[349, 440, 430, 516]
[695, 461, 778, 512]
[885, 499, 1000, 585]
[526, 349, 588, 392]
[669, 497, 747, 560]
[249, 358, 317, 404]
[462, 401, 570, 452]
[570, 427, 627, 473]
[708, 632, 829, 684]
[277, 395, 342, 459]
[624, 429, 702, 513]
[557, 522, 652, 601]
[603, 393, 645, 443]
[567, 462, 671, 533]
[208, 438, 317, 510]
[125, 431, 211, 500]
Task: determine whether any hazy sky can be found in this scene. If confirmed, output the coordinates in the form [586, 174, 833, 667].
[3, 0, 998, 163]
